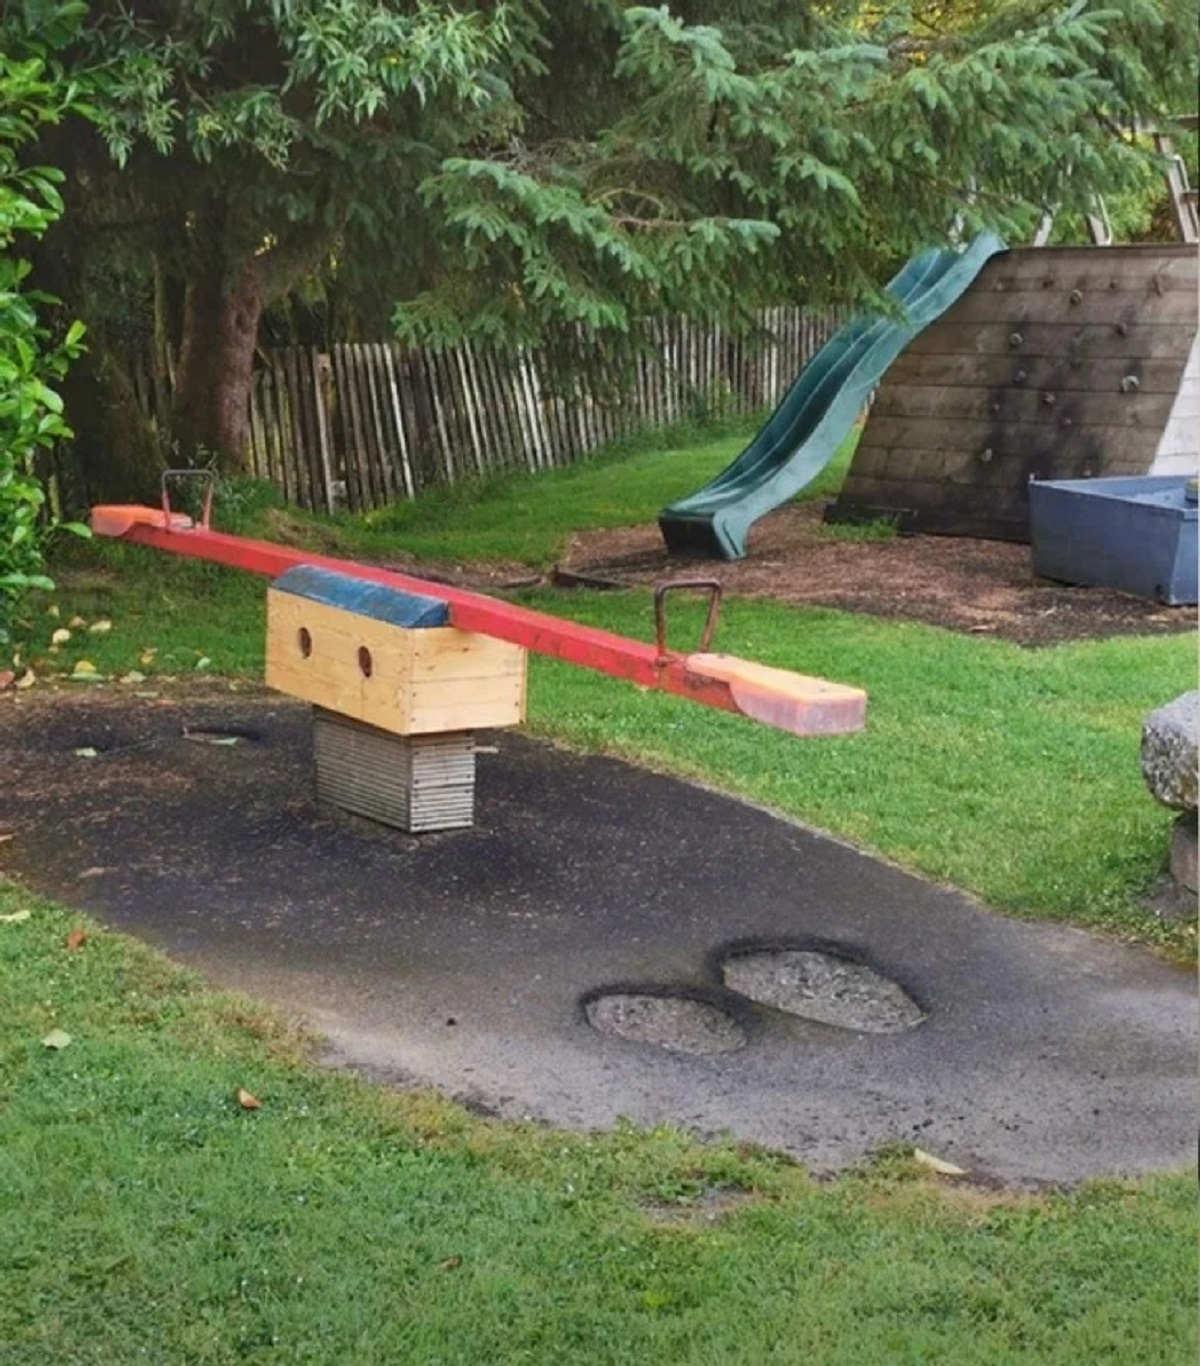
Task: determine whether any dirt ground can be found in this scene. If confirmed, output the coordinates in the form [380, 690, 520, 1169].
[547, 501, 1196, 647]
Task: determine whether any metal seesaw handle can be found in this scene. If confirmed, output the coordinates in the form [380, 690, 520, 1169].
[653, 578, 723, 663]
[161, 468, 217, 531]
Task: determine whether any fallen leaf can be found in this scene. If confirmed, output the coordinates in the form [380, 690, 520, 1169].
[0, 670, 14, 691]
[0, 833, 13, 844]
[119, 670, 146, 685]
[67, 615, 86, 628]
[912, 1148, 967, 1177]
[47, 604, 60, 619]
[133, 690, 160, 699]
[73, 747, 99, 758]
[71, 660, 98, 677]
[138, 649, 157, 667]
[77, 866, 115, 879]
[235, 1087, 261, 1110]
[437, 1256, 463, 1272]
[42, 1029, 72, 1050]
[14, 669, 36, 690]
[0, 908, 31, 923]
[65, 928, 87, 950]
[51, 627, 72, 645]
[88, 619, 113, 634]
[182, 728, 240, 746]
[195, 656, 212, 671]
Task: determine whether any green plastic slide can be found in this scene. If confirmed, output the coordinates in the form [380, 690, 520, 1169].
[658, 233, 1007, 560]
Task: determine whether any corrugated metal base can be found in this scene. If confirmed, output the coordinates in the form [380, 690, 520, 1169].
[312, 708, 475, 832]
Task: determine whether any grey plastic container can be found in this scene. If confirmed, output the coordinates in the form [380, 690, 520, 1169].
[1029, 475, 1198, 606]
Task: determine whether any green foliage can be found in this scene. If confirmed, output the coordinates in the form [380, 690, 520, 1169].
[17, 0, 531, 469]
[84, 0, 513, 170]
[0, 25, 88, 650]
[392, 0, 1199, 346]
[24, 0, 1200, 436]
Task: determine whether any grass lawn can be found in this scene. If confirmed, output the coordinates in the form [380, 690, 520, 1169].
[2, 883, 1195, 1364]
[2, 423, 1196, 1361]
[210, 421, 855, 567]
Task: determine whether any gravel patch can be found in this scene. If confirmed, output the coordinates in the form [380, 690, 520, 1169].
[585, 992, 746, 1055]
[722, 948, 924, 1033]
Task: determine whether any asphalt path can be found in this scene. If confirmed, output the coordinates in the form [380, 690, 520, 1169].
[3, 684, 1195, 1185]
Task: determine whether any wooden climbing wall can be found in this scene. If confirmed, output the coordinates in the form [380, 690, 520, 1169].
[828, 245, 1199, 541]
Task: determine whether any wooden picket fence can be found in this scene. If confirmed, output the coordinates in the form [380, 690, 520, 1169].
[239, 308, 835, 513]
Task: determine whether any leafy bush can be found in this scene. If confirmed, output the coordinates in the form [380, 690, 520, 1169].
[0, 43, 87, 651]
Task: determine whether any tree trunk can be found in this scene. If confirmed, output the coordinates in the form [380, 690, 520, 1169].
[172, 259, 265, 472]
[151, 256, 181, 435]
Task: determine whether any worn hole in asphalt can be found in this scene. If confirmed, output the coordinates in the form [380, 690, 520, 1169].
[721, 947, 924, 1033]
[584, 991, 746, 1056]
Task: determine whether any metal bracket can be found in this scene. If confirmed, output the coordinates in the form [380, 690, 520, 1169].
[653, 578, 723, 663]
[161, 468, 216, 530]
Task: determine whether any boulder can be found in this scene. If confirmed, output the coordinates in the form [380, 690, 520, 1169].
[1171, 813, 1197, 895]
[1141, 691, 1198, 812]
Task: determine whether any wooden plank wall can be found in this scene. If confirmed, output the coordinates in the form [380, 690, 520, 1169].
[1152, 330, 1200, 476]
[830, 246, 1199, 541]
[244, 310, 836, 514]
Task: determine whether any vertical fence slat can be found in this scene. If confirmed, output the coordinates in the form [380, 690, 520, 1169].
[293, 346, 321, 510]
[247, 372, 268, 486]
[332, 344, 365, 511]
[279, 348, 308, 510]
[267, 360, 291, 505]
[362, 344, 395, 505]
[388, 344, 420, 505]
[469, 342, 505, 472]
[350, 345, 380, 509]
[294, 345, 322, 511]
[329, 345, 357, 511]
[423, 348, 454, 485]
[454, 343, 486, 477]
[310, 350, 337, 514]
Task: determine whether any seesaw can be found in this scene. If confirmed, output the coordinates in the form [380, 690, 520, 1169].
[92, 479, 865, 832]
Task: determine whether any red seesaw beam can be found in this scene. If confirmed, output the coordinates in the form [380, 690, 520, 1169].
[90, 505, 866, 737]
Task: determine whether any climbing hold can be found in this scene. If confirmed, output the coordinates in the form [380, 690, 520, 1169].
[1041, 392, 1056, 406]
[1115, 321, 1129, 337]
[1013, 369, 1028, 386]
[1069, 289, 1083, 305]
[978, 447, 994, 464]
[1008, 331, 1024, 349]
[1120, 375, 1140, 393]
[990, 401, 1001, 416]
